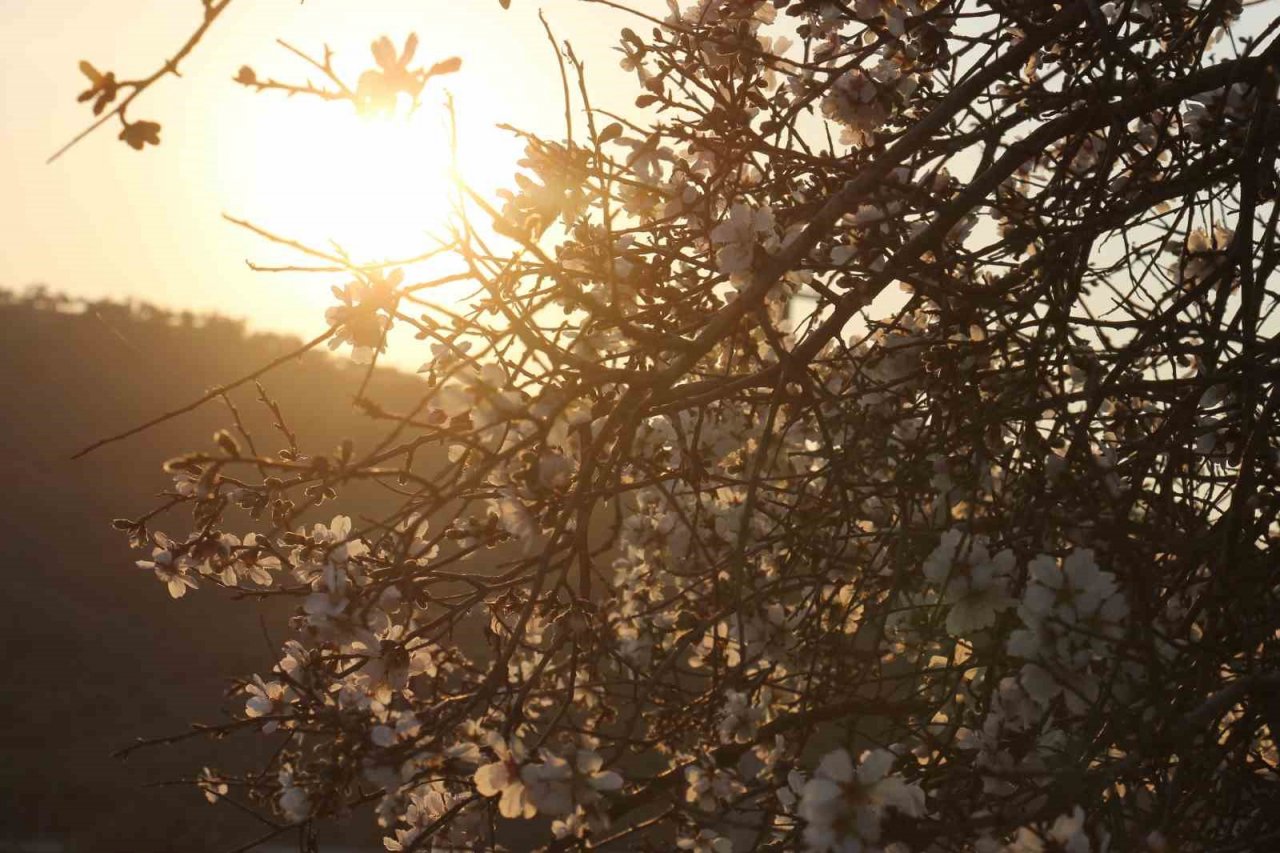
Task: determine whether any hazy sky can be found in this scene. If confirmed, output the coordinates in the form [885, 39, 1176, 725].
[0, 0, 633, 343]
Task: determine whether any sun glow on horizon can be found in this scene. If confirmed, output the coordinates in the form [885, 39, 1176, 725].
[221, 87, 524, 322]
[1, 0, 639, 352]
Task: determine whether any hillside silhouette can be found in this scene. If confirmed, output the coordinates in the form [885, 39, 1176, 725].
[0, 287, 439, 851]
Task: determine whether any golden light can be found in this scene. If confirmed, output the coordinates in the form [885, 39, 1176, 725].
[241, 98, 452, 258]
[222, 87, 523, 319]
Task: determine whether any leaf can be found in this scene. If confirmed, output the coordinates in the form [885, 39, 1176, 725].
[79, 60, 103, 84]
[401, 33, 419, 67]
[597, 122, 624, 144]
[500, 0, 511, 8]
[371, 36, 398, 72]
[428, 57, 463, 77]
[234, 66, 257, 85]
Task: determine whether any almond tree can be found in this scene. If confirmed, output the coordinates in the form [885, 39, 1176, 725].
[70, 0, 1280, 850]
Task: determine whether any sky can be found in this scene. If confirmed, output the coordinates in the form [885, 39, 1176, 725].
[12, 2, 1275, 365]
[0, 0, 635, 346]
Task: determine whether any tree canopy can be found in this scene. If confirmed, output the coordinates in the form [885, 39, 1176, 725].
[70, 1, 1280, 850]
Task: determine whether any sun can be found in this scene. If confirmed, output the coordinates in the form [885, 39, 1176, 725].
[238, 97, 462, 262]
[200, 57, 534, 364]
[223, 87, 524, 323]
[221, 84, 536, 367]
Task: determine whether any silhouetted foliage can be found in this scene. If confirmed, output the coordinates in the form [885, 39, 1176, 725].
[50, 1, 1280, 851]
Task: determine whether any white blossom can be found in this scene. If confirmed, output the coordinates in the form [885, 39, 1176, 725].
[798, 748, 924, 851]
[710, 202, 776, 278]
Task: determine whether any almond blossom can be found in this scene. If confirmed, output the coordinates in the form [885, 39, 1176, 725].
[710, 202, 777, 279]
[798, 748, 925, 851]
[136, 546, 197, 599]
[473, 736, 534, 819]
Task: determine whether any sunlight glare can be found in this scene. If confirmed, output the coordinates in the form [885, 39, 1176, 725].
[228, 89, 521, 325]
[245, 97, 458, 261]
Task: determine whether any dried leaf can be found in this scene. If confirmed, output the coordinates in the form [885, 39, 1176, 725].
[598, 122, 624, 144]
[429, 57, 463, 77]
[79, 60, 103, 84]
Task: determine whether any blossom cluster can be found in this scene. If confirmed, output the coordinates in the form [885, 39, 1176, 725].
[112, 0, 1280, 850]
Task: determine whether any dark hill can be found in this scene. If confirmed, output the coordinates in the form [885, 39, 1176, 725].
[0, 287, 432, 852]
